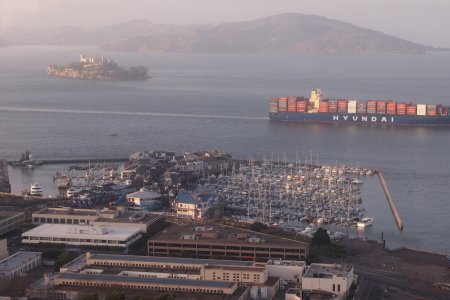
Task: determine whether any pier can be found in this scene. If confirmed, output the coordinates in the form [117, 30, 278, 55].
[7, 157, 128, 166]
[377, 170, 403, 231]
[41, 157, 128, 164]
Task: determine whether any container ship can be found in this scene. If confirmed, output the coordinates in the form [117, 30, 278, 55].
[269, 89, 450, 126]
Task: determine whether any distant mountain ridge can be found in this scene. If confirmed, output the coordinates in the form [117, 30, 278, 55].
[3, 13, 433, 54]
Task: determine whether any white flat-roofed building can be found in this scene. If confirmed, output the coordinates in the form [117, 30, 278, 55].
[31, 207, 166, 234]
[22, 224, 142, 249]
[0, 251, 42, 279]
[302, 263, 354, 298]
[266, 259, 306, 283]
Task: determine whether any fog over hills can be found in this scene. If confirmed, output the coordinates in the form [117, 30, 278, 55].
[2, 13, 432, 54]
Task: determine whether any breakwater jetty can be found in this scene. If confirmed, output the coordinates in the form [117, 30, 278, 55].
[377, 170, 403, 231]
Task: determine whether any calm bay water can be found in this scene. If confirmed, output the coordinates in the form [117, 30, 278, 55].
[1, 46, 449, 253]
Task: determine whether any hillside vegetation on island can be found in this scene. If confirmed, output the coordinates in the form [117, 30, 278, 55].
[3, 13, 432, 54]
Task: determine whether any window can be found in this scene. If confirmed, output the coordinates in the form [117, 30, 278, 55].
[333, 284, 335, 291]
[338, 284, 341, 292]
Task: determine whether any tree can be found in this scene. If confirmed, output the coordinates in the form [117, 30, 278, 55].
[311, 227, 331, 247]
[157, 292, 175, 300]
[250, 221, 267, 232]
[106, 291, 126, 300]
[53, 252, 72, 271]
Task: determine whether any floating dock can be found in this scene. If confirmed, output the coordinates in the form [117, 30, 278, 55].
[377, 170, 403, 231]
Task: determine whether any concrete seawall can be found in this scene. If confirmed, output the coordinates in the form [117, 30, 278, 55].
[377, 170, 403, 231]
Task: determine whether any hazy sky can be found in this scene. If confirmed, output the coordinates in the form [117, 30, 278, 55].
[1, 0, 450, 47]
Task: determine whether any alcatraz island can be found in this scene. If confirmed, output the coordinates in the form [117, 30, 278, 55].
[47, 54, 149, 80]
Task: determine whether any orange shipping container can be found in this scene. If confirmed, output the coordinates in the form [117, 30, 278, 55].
[406, 105, 417, 115]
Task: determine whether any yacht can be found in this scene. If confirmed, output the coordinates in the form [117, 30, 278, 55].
[30, 183, 43, 196]
[357, 217, 374, 228]
[352, 178, 364, 185]
[66, 187, 80, 198]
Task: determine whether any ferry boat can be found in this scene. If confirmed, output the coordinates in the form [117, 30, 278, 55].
[30, 183, 43, 196]
[269, 89, 450, 126]
[357, 217, 374, 228]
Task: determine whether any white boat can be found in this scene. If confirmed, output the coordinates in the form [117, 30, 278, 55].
[357, 217, 374, 228]
[30, 183, 43, 196]
[66, 187, 80, 198]
[352, 178, 364, 185]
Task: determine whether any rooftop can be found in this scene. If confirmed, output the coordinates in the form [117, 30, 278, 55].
[58, 272, 236, 288]
[0, 211, 24, 222]
[0, 251, 41, 272]
[22, 224, 141, 241]
[266, 259, 306, 266]
[88, 253, 255, 267]
[33, 207, 164, 225]
[33, 207, 98, 217]
[303, 263, 353, 279]
[127, 188, 161, 200]
[150, 223, 309, 247]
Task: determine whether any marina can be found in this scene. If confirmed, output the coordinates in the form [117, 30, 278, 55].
[4, 150, 405, 241]
[198, 159, 376, 234]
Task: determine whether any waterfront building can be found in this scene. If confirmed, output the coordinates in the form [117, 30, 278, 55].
[22, 224, 142, 250]
[301, 263, 354, 297]
[148, 223, 309, 261]
[30, 252, 281, 299]
[27, 273, 245, 300]
[31, 207, 165, 233]
[0, 211, 25, 236]
[173, 192, 215, 220]
[126, 187, 162, 210]
[0, 160, 11, 193]
[266, 259, 306, 283]
[0, 251, 42, 279]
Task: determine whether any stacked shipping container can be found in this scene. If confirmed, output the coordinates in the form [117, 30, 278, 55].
[269, 99, 278, 113]
[396, 103, 407, 115]
[417, 104, 427, 116]
[357, 102, 367, 114]
[328, 100, 338, 113]
[386, 101, 396, 115]
[273, 94, 449, 118]
[406, 105, 417, 115]
[367, 101, 376, 114]
[319, 101, 329, 113]
[376, 101, 386, 114]
[426, 104, 437, 116]
[338, 100, 348, 113]
[278, 97, 288, 112]
[288, 97, 297, 112]
[347, 100, 357, 114]
[297, 100, 308, 112]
